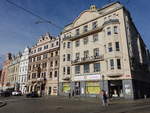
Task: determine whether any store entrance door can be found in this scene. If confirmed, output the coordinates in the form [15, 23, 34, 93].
[109, 80, 123, 98]
[75, 82, 81, 95]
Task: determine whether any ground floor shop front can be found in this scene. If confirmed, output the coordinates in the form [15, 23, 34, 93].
[59, 79, 150, 99]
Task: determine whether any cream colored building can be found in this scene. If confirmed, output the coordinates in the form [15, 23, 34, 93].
[27, 33, 59, 96]
[59, 2, 150, 99]
[8, 53, 21, 90]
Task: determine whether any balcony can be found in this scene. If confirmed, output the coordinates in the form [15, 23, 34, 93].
[71, 55, 104, 65]
[103, 19, 120, 27]
[69, 26, 103, 41]
[62, 76, 71, 81]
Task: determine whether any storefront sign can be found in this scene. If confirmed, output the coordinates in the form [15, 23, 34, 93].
[74, 76, 85, 81]
[86, 74, 101, 80]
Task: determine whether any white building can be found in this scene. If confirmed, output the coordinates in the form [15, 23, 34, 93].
[18, 47, 29, 94]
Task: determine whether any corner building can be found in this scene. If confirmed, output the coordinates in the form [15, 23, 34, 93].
[27, 33, 59, 96]
[59, 2, 150, 99]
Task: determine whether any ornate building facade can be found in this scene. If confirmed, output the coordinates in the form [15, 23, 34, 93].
[27, 33, 59, 95]
[59, 2, 150, 99]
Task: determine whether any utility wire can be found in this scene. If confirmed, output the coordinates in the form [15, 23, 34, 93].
[6, 0, 62, 29]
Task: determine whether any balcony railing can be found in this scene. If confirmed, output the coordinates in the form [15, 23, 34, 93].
[69, 26, 104, 41]
[71, 55, 104, 65]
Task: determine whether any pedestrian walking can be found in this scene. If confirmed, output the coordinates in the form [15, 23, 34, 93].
[100, 90, 108, 106]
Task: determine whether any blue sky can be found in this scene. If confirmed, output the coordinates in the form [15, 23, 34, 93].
[0, 0, 150, 68]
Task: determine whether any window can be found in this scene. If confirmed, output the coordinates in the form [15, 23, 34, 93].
[55, 60, 58, 66]
[54, 71, 57, 77]
[94, 63, 100, 72]
[50, 61, 53, 67]
[114, 26, 118, 34]
[115, 42, 120, 51]
[107, 27, 111, 35]
[42, 62, 47, 68]
[75, 65, 80, 74]
[32, 57, 36, 62]
[63, 54, 65, 61]
[83, 37, 88, 45]
[67, 54, 71, 61]
[67, 42, 71, 48]
[67, 67, 70, 75]
[44, 45, 48, 49]
[32, 73, 36, 79]
[92, 21, 97, 29]
[75, 40, 80, 47]
[51, 43, 54, 47]
[49, 72, 52, 78]
[93, 48, 99, 56]
[84, 50, 89, 58]
[63, 67, 65, 74]
[83, 25, 88, 32]
[55, 51, 58, 56]
[51, 52, 53, 57]
[43, 53, 47, 59]
[63, 42, 66, 49]
[108, 43, 113, 52]
[117, 59, 121, 69]
[84, 64, 90, 73]
[38, 47, 42, 52]
[110, 59, 114, 70]
[56, 41, 59, 46]
[76, 53, 80, 60]
[37, 56, 41, 61]
[93, 34, 98, 42]
[76, 29, 80, 35]
[34, 49, 36, 53]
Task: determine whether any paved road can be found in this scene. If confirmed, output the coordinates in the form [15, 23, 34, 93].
[0, 96, 150, 113]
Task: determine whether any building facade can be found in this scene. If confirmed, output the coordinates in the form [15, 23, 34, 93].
[59, 2, 150, 99]
[18, 47, 29, 94]
[27, 33, 59, 96]
[0, 53, 12, 90]
[7, 54, 21, 90]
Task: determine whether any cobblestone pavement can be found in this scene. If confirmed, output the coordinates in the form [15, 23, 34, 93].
[0, 96, 150, 113]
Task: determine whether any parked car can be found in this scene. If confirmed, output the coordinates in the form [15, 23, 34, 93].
[12, 91, 22, 96]
[26, 92, 39, 98]
[0, 90, 11, 97]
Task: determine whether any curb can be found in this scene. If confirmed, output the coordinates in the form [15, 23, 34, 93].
[0, 101, 7, 108]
